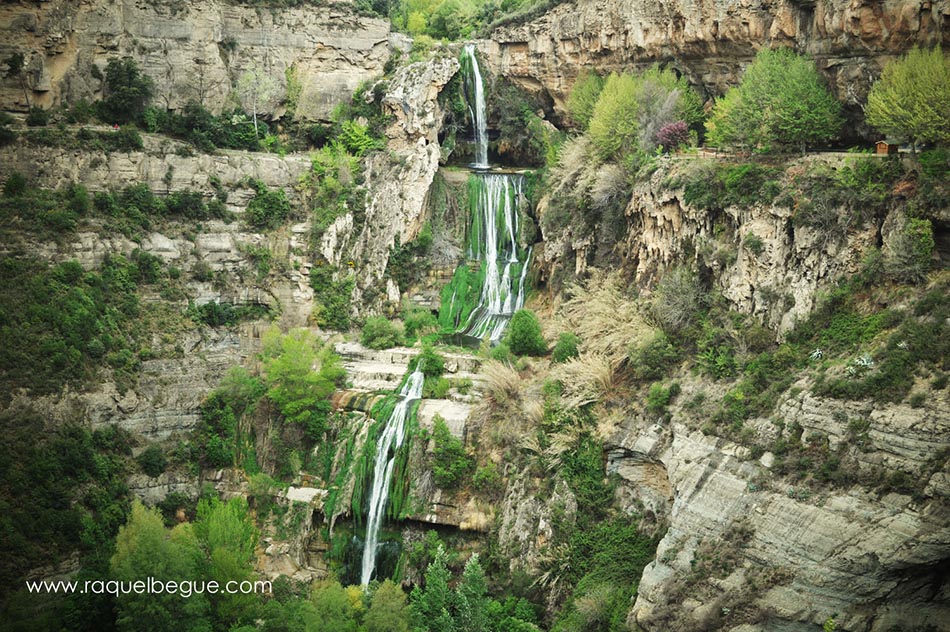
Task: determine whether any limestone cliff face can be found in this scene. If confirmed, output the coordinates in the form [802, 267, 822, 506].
[0, 0, 391, 120]
[481, 0, 949, 128]
[613, 383, 950, 631]
[318, 55, 460, 313]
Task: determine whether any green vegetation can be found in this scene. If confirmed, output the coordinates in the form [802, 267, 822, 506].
[245, 180, 292, 229]
[0, 256, 146, 396]
[97, 58, 155, 125]
[566, 71, 605, 130]
[707, 48, 842, 152]
[262, 327, 345, 440]
[362, 316, 406, 349]
[551, 332, 581, 363]
[675, 161, 782, 210]
[307, 143, 367, 247]
[588, 67, 703, 160]
[431, 415, 473, 488]
[505, 309, 547, 356]
[136, 446, 167, 478]
[310, 261, 355, 331]
[866, 46, 950, 146]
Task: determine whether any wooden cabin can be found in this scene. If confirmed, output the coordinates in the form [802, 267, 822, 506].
[876, 140, 898, 155]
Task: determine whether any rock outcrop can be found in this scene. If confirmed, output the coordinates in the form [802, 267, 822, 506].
[0, 0, 391, 120]
[481, 0, 950, 129]
[615, 382, 950, 631]
[318, 55, 460, 313]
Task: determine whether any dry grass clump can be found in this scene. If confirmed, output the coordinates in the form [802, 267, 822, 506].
[550, 353, 613, 409]
[561, 270, 655, 369]
[481, 360, 521, 408]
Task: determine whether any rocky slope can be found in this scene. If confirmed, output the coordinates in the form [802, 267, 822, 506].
[481, 0, 950, 130]
[0, 0, 394, 119]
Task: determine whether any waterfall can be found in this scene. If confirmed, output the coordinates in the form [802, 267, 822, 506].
[463, 44, 488, 169]
[360, 368, 425, 586]
[462, 174, 529, 342]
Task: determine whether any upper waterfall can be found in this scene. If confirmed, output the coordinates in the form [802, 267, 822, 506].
[463, 44, 489, 169]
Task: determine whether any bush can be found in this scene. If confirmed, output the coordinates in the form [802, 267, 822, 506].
[361, 316, 405, 350]
[552, 332, 581, 363]
[505, 309, 547, 356]
[413, 344, 445, 378]
[431, 416, 473, 489]
[3, 172, 27, 197]
[136, 446, 167, 478]
[245, 182, 291, 230]
[26, 107, 49, 127]
[402, 306, 439, 341]
[631, 333, 681, 380]
[97, 58, 154, 125]
[884, 217, 934, 283]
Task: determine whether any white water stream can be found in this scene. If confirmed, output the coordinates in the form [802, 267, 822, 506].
[359, 368, 425, 585]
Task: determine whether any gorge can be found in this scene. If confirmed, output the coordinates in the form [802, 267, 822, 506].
[0, 1, 948, 632]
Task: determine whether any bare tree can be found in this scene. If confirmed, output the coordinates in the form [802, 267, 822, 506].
[237, 60, 277, 138]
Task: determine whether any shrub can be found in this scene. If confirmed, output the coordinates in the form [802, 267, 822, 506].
[651, 267, 704, 336]
[552, 332, 581, 363]
[567, 71, 605, 129]
[706, 47, 841, 151]
[413, 344, 445, 378]
[645, 383, 672, 415]
[97, 58, 154, 125]
[631, 333, 681, 380]
[309, 262, 354, 331]
[245, 182, 291, 230]
[884, 217, 934, 283]
[431, 416, 473, 489]
[26, 107, 49, 127]
[361, 316, 405, 350]
[505, 309, 547, 356]
[3, 172, 27, 197]
[402, 306, 439, 341]
[137, 446, 167, 478]
[744, 233, 765, 256]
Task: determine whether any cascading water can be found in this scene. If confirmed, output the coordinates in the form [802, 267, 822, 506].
[463, 43, 489, 169]
[437, 45, 532, 344]
[359, 369, 425, 586]
[462, 174, 531, 341]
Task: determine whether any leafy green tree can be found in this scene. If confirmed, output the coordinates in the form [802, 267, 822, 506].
[866, 46, 950, 146]
[455, 554, 489, 632]
[567, 71, 605, 129]
[136, 445, 167, 477]
[309, 580, 358, 632]
[98, 58, 154, 125]
[365, 580, 410, 632]
[588, 66, 703, 159]
[410, 545, 455, 632]
[237, 60, 278, 139]
[262, 327, 345, 440]
[707, 48, 841, 152]
[192, 497, 260, 627]
[552, 332, 581, 363]
[110, 500, 211, 632]
[505, 309, 547, 356]
[431, 416, 473, 489]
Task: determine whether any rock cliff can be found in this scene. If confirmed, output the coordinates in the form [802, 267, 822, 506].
[0, 0, 392, 120]
[482, 0, 950, 130]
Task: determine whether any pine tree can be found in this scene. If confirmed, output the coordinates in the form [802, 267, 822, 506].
[455, 554, 489, 632]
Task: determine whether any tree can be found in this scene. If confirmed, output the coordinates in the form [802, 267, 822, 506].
[567, 71, 605, 129]
[261, 327, 345, 439]
[110, 500, 211, 632]
[4, 52, 30, 107]
[192, 497, 260, 627]
[866, 46, 950, 147]
[98, 58, 154, 125]
[504, 309, 547, 356]
[588, 67, 703, 159]
[309, 580, 358, 632]
[410, 545, 455, 632]
[706, 48, 842, 152]
[455, 555, 489, 632]
[364, 580, 410, 632]
[237, 61, 278, 138]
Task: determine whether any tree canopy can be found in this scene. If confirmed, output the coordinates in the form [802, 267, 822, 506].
[865, 45, 950, 146]
[706, 48, 842, 152]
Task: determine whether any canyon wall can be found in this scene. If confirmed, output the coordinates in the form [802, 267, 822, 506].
[481, 0, 950, 130]
[0, 0, 393, 120]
